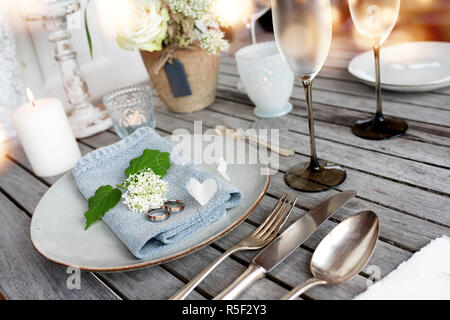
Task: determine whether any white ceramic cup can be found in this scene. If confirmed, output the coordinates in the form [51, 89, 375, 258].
[235, 41, 294, 118]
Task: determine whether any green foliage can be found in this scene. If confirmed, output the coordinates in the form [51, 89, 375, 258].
[84, 185, 122, 230]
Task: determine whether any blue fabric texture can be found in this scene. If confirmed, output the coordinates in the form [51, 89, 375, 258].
[72, 127, 241, 259]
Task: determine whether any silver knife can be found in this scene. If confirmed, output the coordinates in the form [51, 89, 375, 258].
[213, 190, 357, 300]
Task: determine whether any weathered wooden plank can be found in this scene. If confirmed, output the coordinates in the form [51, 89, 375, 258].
[0, 191, 119, 300]
[215, 86, 450, 148]
[151, 107, 450, 287]
[80, 133, 121, 150]
[150, 109, 450, 241]
[219, 73, 450, 127]
[155, 93, 450, 171]
[181, 94, 450, 197]
[6, 139, 93, 186]
[436, 87, 450, 95]
[273, 129, 450, 195]
[220, 61, 450, 111]
[165, 245, 288, 300]
[266, 174, 450, 251]
[255, 107, 450, 168]
[153, 106, 450, 227]
[152, 95, 450, 195]
[99, 268, 205, 300]
[0, 157, 47, 213]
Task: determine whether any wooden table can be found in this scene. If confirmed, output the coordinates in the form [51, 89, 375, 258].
[1, 38, 449, 300]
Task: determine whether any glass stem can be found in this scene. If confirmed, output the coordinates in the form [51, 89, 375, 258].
[302, 79, 321, 172]
[373, 44, 384, 123]
[250, 16, 257, 44]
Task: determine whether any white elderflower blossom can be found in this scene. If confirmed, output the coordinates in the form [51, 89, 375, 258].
[167, 0, 213, 20]
[200, 29, 229, 55]
[121, 168, 169, 213]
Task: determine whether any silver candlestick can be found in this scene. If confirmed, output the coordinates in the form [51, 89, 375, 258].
[25, 0, 111, 138]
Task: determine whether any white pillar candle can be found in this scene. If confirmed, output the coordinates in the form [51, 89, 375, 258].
[11, 89, 81, 177]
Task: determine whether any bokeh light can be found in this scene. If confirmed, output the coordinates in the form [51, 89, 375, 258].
[331, 4, 343, 28]
[415, 0, 434, 9]
[95, 0, 133, 39]
[212, 0, 254, 27]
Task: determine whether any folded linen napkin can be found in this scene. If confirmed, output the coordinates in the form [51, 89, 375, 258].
[354, 236, 450, 300]
[73, 127, 241, 259]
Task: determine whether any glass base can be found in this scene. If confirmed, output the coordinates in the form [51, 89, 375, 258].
[284, 160, 346, 192]
[352, 117, 408, 140]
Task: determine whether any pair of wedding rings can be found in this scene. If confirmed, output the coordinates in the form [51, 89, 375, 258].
[146, 200, 185, 222]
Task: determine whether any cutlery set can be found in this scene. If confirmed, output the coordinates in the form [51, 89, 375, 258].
[171, 190, 379, 300]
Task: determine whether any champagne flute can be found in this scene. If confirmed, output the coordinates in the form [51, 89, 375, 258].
[272, 0, 346, 192]
[237, 0, 271, 92]
[348, 0, 407, 139]
[248, 0, 271, 44]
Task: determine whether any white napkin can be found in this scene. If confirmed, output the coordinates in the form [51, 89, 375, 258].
[355, 236, 450, 300]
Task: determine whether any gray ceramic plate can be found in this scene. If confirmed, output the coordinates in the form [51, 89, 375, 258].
[348, 42, 450, 92]
[30, 135, 270, 272]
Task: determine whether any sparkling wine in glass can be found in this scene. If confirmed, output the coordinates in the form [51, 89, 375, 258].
[272, 0, 346, 192]
[348, 0, 407, 139]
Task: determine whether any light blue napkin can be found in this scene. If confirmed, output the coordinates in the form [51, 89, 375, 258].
[73, 127, 241, 259]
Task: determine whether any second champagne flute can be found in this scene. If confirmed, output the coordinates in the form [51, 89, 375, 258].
[272, 0, 346, 192]
[348, 0, 407, 139]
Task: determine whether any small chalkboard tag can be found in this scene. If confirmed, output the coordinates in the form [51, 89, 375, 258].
[164, 58, 192, 97]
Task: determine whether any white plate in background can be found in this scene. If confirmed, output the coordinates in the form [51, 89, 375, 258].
[348, 42, 450, 92]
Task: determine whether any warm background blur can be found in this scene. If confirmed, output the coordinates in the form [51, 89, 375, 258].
[229, 0, 450, 52]
[331, 0, 450, 44]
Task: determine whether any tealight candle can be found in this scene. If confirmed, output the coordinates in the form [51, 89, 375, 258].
[11, 88, 81, 177]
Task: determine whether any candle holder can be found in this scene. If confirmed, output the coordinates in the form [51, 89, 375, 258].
[25, 0, 111, 139]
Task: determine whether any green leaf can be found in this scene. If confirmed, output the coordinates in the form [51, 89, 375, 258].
[124, 149, 171, 178]
[84, 185, 122, 230]
[84, 0, 93, 59]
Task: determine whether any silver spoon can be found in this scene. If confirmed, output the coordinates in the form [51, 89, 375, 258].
[281, 210, 379, 300]
[214, 125, 294, 157]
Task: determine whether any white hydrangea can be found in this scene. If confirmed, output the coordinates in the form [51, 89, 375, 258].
[121, 168, 169, 213]
[199, 29, 229, 55]
[167, 0, 213, 20]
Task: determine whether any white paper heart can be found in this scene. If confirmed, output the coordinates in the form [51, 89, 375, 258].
[217, 157, 231, 182]
[186, 178, 217, 206]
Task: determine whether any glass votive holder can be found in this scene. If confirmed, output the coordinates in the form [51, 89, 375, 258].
[235, 41, 294, 118]
[103, 84, 156, 138]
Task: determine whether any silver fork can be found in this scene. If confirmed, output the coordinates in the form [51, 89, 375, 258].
[169, 194, 298, 300]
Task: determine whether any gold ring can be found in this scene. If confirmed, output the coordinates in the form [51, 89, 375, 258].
[146, 207, 170, 222]
[164, 200, 185, 214]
